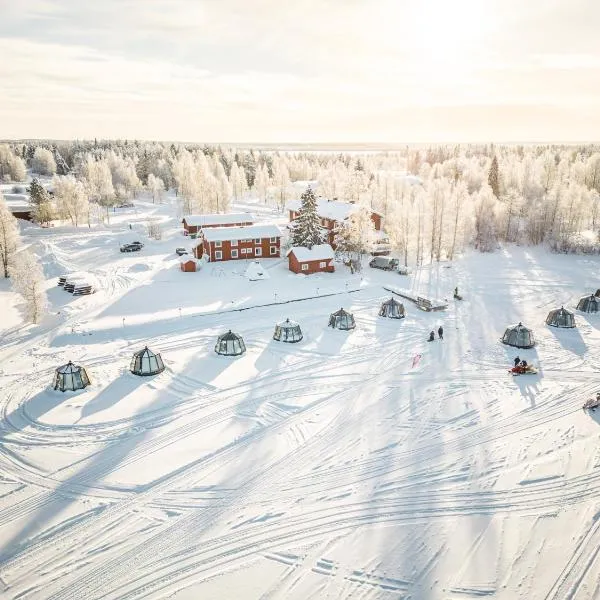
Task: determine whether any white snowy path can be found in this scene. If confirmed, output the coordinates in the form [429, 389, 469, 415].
[1, 205, 600, 599]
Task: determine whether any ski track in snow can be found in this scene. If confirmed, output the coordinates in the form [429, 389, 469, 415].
[2, 204, 600, 599]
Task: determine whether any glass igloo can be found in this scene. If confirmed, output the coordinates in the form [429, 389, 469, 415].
[130, 346, 165, 376]
[53, 361, 91, 392]
[328, 308, 356, 330]
[577, 295, 600, 313]
[379, 297, 405, 319]
[273, 318, 303, 343]
[215, 330, 246, 356]
[501, 322, 535, 348]
[545, 307, 576, 328]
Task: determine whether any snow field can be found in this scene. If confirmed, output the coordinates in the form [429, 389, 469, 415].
[1, 199, 600, 599]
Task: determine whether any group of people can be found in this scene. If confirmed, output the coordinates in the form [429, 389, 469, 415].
[428, 326, 444, 342]
[512, 356, 530, 372]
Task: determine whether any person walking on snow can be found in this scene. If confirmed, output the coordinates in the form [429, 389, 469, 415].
[438, 326, 444, 340]
[514, 356, 520, 368]
[428, 330, 435, 342]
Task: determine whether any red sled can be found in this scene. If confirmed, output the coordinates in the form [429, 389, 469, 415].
[509, 366, 538, 376]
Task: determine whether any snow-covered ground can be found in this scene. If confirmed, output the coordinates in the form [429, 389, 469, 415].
[1, 197, 600, 600]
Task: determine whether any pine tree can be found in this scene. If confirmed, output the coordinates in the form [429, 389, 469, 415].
[291, 187, 323, 248]
[28, 178, 50, 205]
[488, 155, 501, 199]
[0, 194, 21, 278]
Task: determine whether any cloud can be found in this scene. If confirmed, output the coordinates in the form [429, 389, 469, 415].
[1, 0, 600, 141]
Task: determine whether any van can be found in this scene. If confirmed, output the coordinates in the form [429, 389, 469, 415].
[369, 256, 399, 271]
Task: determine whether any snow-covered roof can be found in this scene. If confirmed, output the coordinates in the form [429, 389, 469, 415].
[183, 213, 255, 227]
[4, 194, 31, 212]
[179, 256, 199, 264]
[288, 244, 335, 262]
[286, 198, 382, 222]
[202, 224, 281, 242]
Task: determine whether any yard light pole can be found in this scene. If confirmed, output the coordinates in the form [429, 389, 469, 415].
[179, 307, 182, 318]
[274, 292, 278, 302]
[122, 317, 125, 328]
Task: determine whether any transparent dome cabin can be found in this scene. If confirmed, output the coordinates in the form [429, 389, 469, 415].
[328, 308, 356, 330]
[501, 322, 535, 349]
[53, 361, 91, 392]
[273, 318, 303, 343]
[379, 297, 405, 319]
[215, 330, 246, 356]
[576, 295, 600, 313]
[545, 307, 576, 328]
[130, 346, 165, 376]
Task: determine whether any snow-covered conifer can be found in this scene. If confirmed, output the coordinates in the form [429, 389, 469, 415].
[291, 187, 323, 249]
[28, 178, 50, 206]
[488, 156, 501, 199]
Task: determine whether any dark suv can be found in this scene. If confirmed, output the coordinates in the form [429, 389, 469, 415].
[369, 256, 399, 271]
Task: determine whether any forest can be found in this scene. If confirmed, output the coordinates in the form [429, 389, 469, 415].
[2, 140, 600, 267]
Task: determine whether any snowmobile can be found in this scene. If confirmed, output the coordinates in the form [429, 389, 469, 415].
[583, 397, 600, 411]
[509, 364, 538, 376]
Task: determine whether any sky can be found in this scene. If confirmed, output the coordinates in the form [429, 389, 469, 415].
[0, 0, 599, 143]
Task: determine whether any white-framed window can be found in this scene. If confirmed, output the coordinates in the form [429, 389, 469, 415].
[215, 250, 223, 260]
[240, 248, 248, 255]
[270, 237, 278, 243]
[319, 261, 327, 268]
[231, 249, 238, 259]
[231, 239, 238, 246]
[215, 240, 222, 248]
[270, 246, 277, 255]
[254, 238, 261, 243]
[301, 263, 309, 271]
[255, 247, 262, 257]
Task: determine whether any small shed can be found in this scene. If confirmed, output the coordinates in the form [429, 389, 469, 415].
[577, 295, 600, 313]
[273, 318, 303, 343]
[379, 297, 405, 319]
[329, 307, 356, 330]
[180, 257, 199, 272]
[215, 330, 246, 356]
[130, 347, 165, 376]
[501, 322, 535, 348]
[53, 361, 91, 392]
[546, 307, 576, 328]
[288, 244, 335, 275]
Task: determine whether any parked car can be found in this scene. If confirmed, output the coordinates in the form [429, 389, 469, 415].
[175, 247, 188, 256]
[369, 256, 399, 271]
[120, 244, 141, 253]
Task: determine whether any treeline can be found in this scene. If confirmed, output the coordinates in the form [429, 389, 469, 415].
[1, 140, 600, 262]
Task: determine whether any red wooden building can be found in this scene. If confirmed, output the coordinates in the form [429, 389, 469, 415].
[180, 257, 199, 272]
[288, 244, 335, 274]
[182, 213, 255, 236]
[195, 224, 282, 262]
[286, 199, 385, 249]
